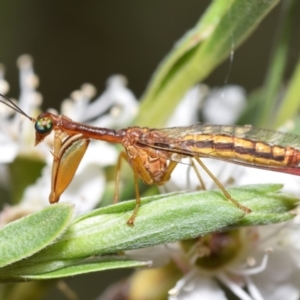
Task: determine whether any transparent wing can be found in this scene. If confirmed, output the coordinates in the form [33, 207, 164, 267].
[144, 124, 300, 149]
[138, 124, 300, 175]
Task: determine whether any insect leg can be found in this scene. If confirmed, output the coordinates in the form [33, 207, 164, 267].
[158, 160, 178, 183]
[194, 157, 251, 213]
[114, 151, 128, 204]
[126, 160, 142, 226]
[190, 159, 206, 190]
[114, 151, 152, 226]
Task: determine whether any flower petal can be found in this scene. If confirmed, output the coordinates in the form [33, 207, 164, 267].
[251, 250, 300, 300]
[169, 272, 227, 300]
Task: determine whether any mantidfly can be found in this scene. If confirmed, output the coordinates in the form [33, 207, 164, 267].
[2, 93, 300, 225]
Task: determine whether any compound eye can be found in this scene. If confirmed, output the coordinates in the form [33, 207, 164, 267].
[35, 117, 53, 134]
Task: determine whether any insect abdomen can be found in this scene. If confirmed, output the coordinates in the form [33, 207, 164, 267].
[183, 134, 300, 167]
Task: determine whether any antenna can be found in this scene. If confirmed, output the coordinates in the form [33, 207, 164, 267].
[0, 93, 34, 121]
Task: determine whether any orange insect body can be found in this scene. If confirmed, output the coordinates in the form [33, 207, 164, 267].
[2, 93, 300, 224]
[138, 125, 300, 173]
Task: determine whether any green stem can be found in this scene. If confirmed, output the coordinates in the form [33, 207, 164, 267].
[274, 55, 300, 128]
[257, 0, 299, 128]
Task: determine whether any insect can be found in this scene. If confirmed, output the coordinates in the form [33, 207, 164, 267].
[1, 93, 300, 225]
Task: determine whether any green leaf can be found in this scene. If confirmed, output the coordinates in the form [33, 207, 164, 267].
[0, 203, 74, 268]
[136, 0, 279, 127]
[257, 0, 300, 128]
[274, 54, 300, 128]
[229, 184, 298, 225]
[24, 257, 150, 280]
[0, 184, 296, 281]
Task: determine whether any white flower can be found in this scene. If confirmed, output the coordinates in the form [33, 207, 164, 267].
[168, 220, 300, 300]
[0, 55, 46, 163]
[0, 55, 139, 223]
[202, 85, 247, 125]
[167, 84, 209, 127]
[72, 75, 138, 127]
[250, 219, 300, 300]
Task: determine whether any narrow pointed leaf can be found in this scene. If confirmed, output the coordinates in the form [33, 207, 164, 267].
[137, 0, 279, 127]
[0, 184, 297, 281]
[25, 258, 150, 280]
[0, 203, 74, 268]
[274, 55, 300, 128]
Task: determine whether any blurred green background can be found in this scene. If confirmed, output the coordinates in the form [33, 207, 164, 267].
[1, 1, 299, 110]
[0, 1, 299, 299]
